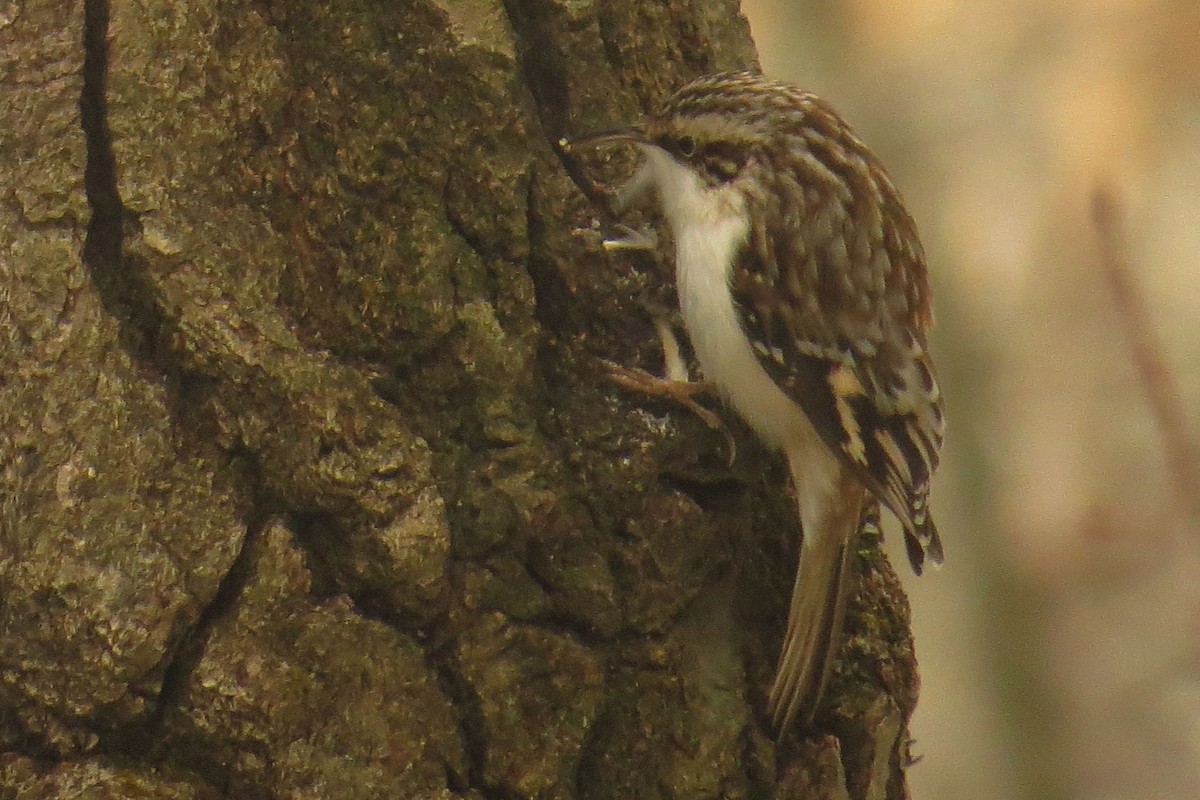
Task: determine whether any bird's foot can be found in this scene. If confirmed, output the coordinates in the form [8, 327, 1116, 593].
[600, 359, 736, 464]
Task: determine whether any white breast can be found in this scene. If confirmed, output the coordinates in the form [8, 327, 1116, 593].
[641, 146, 815, 453]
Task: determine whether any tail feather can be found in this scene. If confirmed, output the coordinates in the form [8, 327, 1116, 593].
[767, 526, 855, 730]
[768, 497, 876, 731]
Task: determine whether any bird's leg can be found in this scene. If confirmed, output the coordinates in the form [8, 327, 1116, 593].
[602, 162, 659, 251]
[591, 160, 734, 460]
[602, 317, 737, 464]
[612, 160, 656, 215]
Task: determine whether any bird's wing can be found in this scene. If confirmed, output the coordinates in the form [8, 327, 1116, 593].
[731, 165, 944, 570]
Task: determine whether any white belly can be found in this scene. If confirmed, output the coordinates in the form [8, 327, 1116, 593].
[675, 222, 812, 452]
[639, 146, 840, 541]
[640, 145, 820, 454]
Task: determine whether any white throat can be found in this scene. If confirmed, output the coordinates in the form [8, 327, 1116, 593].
[641, 146, 818, 455]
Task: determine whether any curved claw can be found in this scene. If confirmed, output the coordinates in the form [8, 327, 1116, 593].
[602, 223, 658, 252]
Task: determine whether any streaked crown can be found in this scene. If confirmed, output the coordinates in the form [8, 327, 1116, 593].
[641, 72, 876, 189]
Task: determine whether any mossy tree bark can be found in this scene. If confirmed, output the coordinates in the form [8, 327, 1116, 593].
[1, 1, 920, 797]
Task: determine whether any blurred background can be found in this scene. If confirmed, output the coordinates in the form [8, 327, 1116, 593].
[738, 1, 1200, 798]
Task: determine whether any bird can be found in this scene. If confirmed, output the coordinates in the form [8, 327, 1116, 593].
[570, 71, 944, 732]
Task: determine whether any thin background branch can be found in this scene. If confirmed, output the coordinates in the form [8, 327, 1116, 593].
[1091, 185, 1200, 520]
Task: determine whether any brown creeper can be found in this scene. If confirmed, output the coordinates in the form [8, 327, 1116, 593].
[574, 71, 944, 731]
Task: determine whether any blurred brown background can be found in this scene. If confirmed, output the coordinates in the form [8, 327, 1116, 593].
[739, 1, 1200, 798]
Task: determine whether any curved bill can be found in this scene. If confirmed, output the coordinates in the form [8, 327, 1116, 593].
[560, 125, 646, 151]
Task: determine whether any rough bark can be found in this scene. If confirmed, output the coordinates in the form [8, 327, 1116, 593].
[0, 0, 920, 797]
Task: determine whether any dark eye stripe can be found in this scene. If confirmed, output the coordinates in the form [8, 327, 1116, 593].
[653, 133, 750, 184]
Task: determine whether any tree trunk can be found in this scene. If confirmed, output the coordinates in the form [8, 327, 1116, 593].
[0, 1, 920, 797]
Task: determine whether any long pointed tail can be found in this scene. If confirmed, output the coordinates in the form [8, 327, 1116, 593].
[768, 495, 877, 731]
